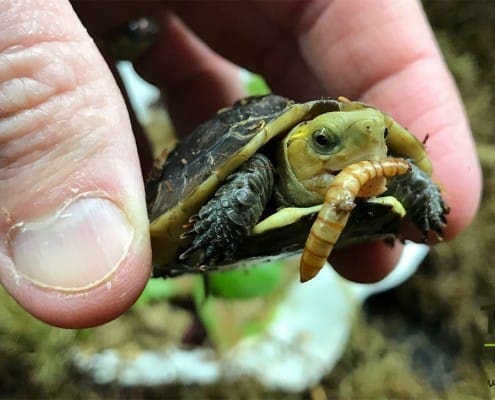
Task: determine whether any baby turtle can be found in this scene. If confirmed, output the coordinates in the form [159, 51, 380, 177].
[146, 95, 448, 281]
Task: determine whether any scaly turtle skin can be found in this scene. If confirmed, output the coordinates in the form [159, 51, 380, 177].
[146, 95, 448, 279]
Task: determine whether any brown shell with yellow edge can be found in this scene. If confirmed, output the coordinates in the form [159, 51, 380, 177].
[146, 94, 433, 276]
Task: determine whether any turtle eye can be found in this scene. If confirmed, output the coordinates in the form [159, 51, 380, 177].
[311, 128, 341, 153]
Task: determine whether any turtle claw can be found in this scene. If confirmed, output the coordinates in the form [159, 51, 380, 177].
[179, 245, 207, 265]
[180, 228, 196, 239]
[421, 193, 449, 241]
[385, 162, 449, 242]
[189, 214, 200, 222]
[411, 198, 448, 243]
[179, 245, 197, 261]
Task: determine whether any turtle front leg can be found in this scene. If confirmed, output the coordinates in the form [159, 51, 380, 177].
[385, 162, 449, 239]
[179, 153, 274, 268]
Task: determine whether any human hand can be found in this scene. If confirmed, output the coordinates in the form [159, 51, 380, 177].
[0, 0, 480, 329]
[78, 0, 479, 280]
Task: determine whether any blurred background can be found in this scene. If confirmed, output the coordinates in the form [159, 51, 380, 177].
[1, 1, 495, 398]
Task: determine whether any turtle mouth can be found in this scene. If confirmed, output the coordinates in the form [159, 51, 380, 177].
[315, 169, 340, 180]
[300, 170, 338, 196]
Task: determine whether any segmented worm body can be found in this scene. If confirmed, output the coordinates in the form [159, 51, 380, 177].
[300, 158, 411, 282]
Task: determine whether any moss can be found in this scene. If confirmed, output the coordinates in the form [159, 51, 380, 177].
[0, 288, 80, 398]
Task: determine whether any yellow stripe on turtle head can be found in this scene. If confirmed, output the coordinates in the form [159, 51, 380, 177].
[384, 114, 432, 175]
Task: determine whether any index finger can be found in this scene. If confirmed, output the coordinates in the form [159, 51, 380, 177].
[270, 0, 482, 239]
[170, 0, 481, 239]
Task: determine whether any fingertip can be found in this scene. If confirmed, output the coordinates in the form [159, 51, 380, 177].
[329, 240, 403, 283]
[0, 0, 153, 328]
[1, 230, 151, 328]
[0, 196, 152, 328]
[432, 148, 482, 242]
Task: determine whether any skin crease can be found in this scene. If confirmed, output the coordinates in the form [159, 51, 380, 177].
[0, 0, 481, 328]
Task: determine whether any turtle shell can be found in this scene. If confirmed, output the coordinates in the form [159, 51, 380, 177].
[146, 94, 433, 276]
[147, 95, 347, 269]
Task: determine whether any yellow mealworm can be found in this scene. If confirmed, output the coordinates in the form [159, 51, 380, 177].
[300, 157, 411, 282]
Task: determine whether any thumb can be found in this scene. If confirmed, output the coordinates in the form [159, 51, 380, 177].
[0, 1, 151, 327]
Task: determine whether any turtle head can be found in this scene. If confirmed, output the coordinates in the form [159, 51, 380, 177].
[276, 108, 389, 203]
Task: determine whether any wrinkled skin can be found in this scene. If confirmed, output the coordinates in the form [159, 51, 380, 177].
[0, 0, 481, 328]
